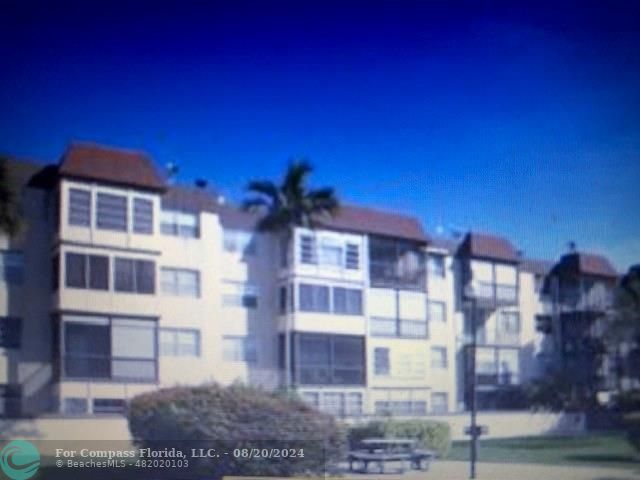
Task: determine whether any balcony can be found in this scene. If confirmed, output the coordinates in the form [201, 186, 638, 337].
[559, 285, 613, 312]
[369, 236, 426, 291]
[476, 372, 521, 388]
[466, 281, 518, 308]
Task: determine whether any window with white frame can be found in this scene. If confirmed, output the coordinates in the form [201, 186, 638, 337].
[159, 328, 200, 357]
[161, 268, 200, 297]
[222, 336, 257, 363]
[345, 243, 360, 270]
[431, 392, 448, 414]
[223, 229, 256, 255]
[428, 301, 446, 323]
[0, 251, 24, 284]
[133, 198, 154, 234]
[332, 287, 363, 315]
[160, 209, 199, 238]
[298, 283, 330, 312]
[431, 346, 448, 368]
[65, 252, 109, 290]
[68, 188, 91, 226]
[300, 234, 317, 264]
[427, 254, 446, 278]
[373, 347, 390, 376]
[222, 282, 258, 308]
[318, 238, 343, 267]
[96, 192, 128, 232]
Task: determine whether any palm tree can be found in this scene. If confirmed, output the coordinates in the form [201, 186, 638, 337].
[243, 159, 339, 390]
[0, 159, 21, 237]
[243, 159, 339, 231]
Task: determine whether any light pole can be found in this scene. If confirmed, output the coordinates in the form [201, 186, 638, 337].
[465, 284, 479, 479]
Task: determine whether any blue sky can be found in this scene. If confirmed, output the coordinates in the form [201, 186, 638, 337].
[1, 1, 639, 270]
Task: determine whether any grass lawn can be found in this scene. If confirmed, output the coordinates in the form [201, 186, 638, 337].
[447, 432, 639, 471]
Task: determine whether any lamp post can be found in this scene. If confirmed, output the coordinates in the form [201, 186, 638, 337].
[465, 283, 479, 479]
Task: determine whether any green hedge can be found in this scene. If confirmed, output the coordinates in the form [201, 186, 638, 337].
[348, 419, 451, 457]
[128, 383, 346, 478]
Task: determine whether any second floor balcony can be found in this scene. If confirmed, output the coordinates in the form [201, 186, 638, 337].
[469, 281, 518, 308]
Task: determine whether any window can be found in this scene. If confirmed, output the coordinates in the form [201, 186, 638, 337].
[160, 209, 199, 238]
[431, 393, 448, 414]
[499, 311, 521, 333]
[345, 243, 360, 270]
[279, 286, 287, 314]
[428, 301, 446, 323]
[369, 236, 426, 290]
[223, 336, 257, 363]
[0, 317, 21, 348]
[300, 235, 316, 264]
[374, 347, 390, 376]
[333, 287, 363, 315]
[293, 333, 365, 386]
[301, 392, 320, 408]
[319, 239, 343, 267]
[299, 284, 330, 312]
[114, 258, 155, 294]
[65, 252, 109, 290]
[93, 398, 126, 415]
[133, 198, 153, 234]
[431, 347, 448, 368]
[375, 400, 427, 416]
[0, 251, 24, 284]
[68, 188, 91, 226]
[428, 254, 446, 278]
[159, 329, 200, 357]
[63, 397, 88, 415]
[370, 317, 428, 338]
[96, 192, 127, 232]
[222, 282, 258, 308]
[63, 315, 157, 381]
[223, 229, 256, 255]
[161, 268, 200, 297]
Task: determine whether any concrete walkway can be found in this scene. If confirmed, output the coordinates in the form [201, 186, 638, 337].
[336, 460, 640, 480]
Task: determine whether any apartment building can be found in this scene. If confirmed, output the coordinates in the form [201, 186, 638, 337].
[0, 142, 622, 418]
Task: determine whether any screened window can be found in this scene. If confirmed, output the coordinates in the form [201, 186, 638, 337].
[299, 284, 330, 312]
[431, 392, 448, 414]
[428, 301, 446, 323]
[223, 229, 256, 255]
[63, 315, 157, 381]
[0, 317, 21, 348]
[222, 336, 257, 363]
[68, 188, 91, 226]
[369, 236, 426, 290]
[161, 268, 200, 297]
[374, 347, 390, 376]
[0, 251, 24, 284]
[318, 239, 343, 267]
[431, 346, 448, 368]
[65, 252, 109, 290]
[332, 287, 363, 315]
[93, 398, 126, 415]
[428, 254, 446, 278]
[63, 398, 88, 415]
[370, 317, 428, 338]
[114, 258, 155, 294]
[159, 329, 200, 357]
[133, 198, 154, 234]
[345, 243, 360, 270]
[300, 235, 317, 264]
[222, 282, 258, 308]
[96, 193, 127, 232]
[293, 333, 365, 386]
[160, 209, 199, 238]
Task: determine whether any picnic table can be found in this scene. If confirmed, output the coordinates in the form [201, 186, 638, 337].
[348, 437, 435, 474]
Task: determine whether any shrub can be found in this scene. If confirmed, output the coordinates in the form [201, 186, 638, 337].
[128, 383, 346, 479]
[348, 419, 451, 457]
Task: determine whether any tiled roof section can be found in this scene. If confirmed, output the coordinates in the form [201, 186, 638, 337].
[555, 252, 619, 278]
[520, 258, 554, 275]
[217, 204, 261, 230]
[162, 186, 219, 213]
[58, 143, 165, 191]
[317, 204, 428, 243]
[428, 236, 460, 254]
[458, 232, 520, 262]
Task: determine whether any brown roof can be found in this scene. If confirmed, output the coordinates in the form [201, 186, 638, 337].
[428, 236, 459, 254]
[520, 258, 554, 275]
[318, 204, 428, 242]
[457, 232, 520, 262]
[554, 252, 618, 278]
[162, 186, 219, 213]
[58, 142, 165, 191]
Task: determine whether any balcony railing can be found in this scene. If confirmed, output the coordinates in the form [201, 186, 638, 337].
[559, 286, 613, 312]
[476, 372, 520, 387]
[468, 281, 518, 307]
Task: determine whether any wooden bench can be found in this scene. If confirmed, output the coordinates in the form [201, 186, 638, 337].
[348, 450, 412, 474]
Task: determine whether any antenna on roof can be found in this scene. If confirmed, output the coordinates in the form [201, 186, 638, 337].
[568, 241, 577, 253]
